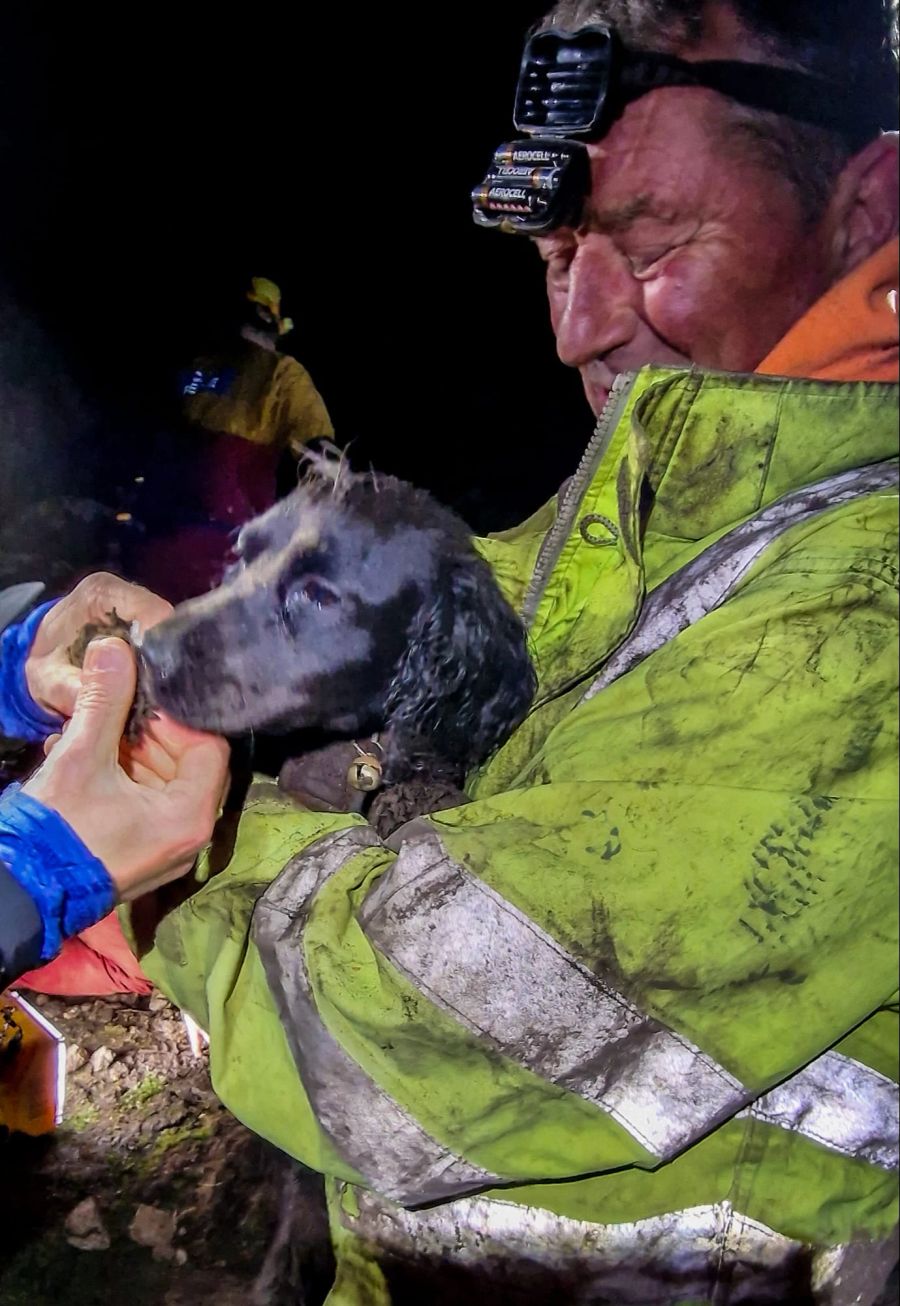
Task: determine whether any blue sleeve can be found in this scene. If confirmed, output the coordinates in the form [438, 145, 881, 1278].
[0, 600, 65, 743]
[0, 864, 43, 985]
[0, 787, 115, 962]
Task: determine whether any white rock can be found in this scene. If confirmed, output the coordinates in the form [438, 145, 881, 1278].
[66, 1044, 87, 1073]
[89, 1046, 115, 1074]
[129, 1204, 177, 1251]
[65, 1197, 110, 1251]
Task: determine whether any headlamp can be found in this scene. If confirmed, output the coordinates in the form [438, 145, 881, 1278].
[473, 24, 884, 235]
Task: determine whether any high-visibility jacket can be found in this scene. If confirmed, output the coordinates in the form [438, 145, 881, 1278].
[134, 363, 899, 1305]
[182, 339, 333, 455]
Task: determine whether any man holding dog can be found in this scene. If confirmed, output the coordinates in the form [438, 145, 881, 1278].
[1, 1, 897, 1301]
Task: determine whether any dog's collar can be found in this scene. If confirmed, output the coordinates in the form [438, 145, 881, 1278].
[348, 735, 385, 793]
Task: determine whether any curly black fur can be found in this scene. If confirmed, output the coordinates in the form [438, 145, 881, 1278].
[380, 549, 537, 788]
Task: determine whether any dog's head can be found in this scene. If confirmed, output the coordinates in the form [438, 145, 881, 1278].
[141, 463, 536, 780]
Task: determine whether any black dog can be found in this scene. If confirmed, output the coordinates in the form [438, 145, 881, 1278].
[141, 461, 536, 834]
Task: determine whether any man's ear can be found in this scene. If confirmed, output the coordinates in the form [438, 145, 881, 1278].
[823, 134, 899, 280]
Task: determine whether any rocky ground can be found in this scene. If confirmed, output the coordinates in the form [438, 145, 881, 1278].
[0, 988, 331, 1306]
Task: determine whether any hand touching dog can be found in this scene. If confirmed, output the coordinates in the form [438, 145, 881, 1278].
[26, 637, 229, 901]
[25, 572, 172, 720]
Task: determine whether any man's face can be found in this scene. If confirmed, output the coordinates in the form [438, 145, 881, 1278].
[535, 88, 835, 415]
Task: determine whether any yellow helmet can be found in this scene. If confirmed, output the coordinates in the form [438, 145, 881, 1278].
[246, 277, 294, 335]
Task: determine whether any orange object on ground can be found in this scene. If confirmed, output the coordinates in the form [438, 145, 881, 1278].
[1, 989, 66, 1134]
[17, 912, 152, 997]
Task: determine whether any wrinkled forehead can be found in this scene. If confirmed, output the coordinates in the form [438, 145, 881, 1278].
[586, 93, 720, 193]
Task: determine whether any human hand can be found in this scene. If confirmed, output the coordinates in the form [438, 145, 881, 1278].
[24, 637, 230, 901]
[25, 572, 172, 720]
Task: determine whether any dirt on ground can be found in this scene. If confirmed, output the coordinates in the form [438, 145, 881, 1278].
[0, 988, 331, 1306]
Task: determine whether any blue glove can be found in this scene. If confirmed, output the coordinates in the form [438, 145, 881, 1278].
[0, 601, 65, 742]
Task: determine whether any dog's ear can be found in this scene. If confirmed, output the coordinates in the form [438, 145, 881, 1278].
[381, 553, 536, 785]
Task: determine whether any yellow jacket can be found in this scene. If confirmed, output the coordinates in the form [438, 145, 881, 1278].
[182, 340, 333, 455]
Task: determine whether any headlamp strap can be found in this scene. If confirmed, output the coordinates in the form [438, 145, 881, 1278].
[622, 52, 872, 142]
[515, 26, 881, 146]
[473, 25, 883, 236]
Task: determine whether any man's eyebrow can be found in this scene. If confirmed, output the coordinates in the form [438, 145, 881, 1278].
[586, 195, 672, 234]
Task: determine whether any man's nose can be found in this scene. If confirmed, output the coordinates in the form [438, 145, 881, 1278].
[552, 236, 638, 369]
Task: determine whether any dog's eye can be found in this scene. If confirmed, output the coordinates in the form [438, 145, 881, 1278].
[286, 578, 340, 613]
[302, 579, 339, 608]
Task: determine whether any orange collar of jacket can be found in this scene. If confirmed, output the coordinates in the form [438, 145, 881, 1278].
[757, 237, 899, 383]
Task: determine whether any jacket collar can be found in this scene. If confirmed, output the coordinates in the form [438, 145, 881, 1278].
[626, 369, 899, 543]
[757, 237, 899, 384]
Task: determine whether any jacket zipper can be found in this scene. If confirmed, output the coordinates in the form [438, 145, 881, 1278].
[521, 371, 637, 629]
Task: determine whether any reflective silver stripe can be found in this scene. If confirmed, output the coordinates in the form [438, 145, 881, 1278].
[583, 458, 899, 700]
[360, 831, 747, 1159]
[258, 824, 898, 1190]
[738, 1051, 899, 1171]
[346, 1191, 797, 1270]
[342, 1191, 806, 1305]
[341, 1188, 897, 1306]
[252, 826, 502, 1204]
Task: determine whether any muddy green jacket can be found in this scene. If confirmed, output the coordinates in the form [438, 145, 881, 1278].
[136, 368, 899, 1306]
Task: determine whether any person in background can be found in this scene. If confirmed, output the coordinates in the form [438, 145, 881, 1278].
[135, 277, 334, 603]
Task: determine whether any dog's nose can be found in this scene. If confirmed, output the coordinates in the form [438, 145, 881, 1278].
[140, 627, 180, 685]
[141, 618, 224, 697]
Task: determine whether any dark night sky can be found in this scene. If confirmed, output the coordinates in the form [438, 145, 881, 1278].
[0, 5, 592, 533]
